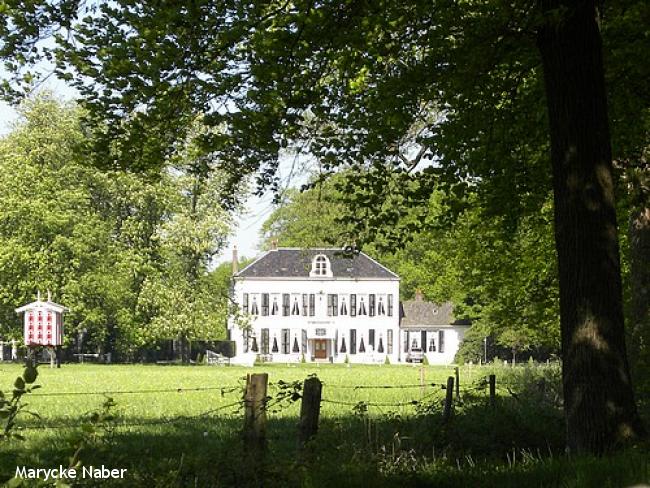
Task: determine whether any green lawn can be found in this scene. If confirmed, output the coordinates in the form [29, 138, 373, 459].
[1, 362, 648, 487]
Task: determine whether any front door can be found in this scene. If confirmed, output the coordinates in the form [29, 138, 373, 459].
[314, 339, 327, 359]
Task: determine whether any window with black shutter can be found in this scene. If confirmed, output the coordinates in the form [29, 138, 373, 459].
[350, 329, 357, 354]
[439, 330, 445, 353]
[421, 331, 427, 351]
[243, 293, 249, 313]
[281, 328, 290, 354]
[309, 294, 315, 316]
[302, 294, 308, 316]
[387, 330, 393, 354]
[404, 331, 410, 352]
[327, 294, 338, 316]
[369, 329, 375, 349]
[369, 294, 376, 317]
[350, 294, 357, 317]
[261, 329, 269, 354]
[388, 294, 394, 316]
[261, 293, 269, 316]
[282, 294, 290, 316]
[301, 329, 308, 353]
[243, 328, 250, 353]
[378, 296, 386, 315]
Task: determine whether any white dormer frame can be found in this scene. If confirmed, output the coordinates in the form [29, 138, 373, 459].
[309, 254, 333, 277]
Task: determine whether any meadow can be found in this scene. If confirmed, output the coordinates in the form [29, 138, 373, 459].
[1, 362, 648, 487]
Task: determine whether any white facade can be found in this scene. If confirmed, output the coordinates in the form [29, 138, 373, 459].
[400, 326, 468, 365]
[228, 249, 400, 364]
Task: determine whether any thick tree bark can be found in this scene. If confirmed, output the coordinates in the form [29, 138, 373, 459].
[537, 0, 645, 453]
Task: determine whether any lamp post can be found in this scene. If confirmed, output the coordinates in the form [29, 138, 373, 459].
[78, 328, 87, 363]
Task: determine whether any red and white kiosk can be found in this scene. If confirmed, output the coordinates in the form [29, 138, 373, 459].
[16, 291, 68, 367]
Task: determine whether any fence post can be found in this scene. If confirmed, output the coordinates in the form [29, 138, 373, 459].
[454, 366, 460, 402]
[243, 373, 268, 452]
[442, 376, 454, 423]
[489, 374, 496, 409]
[298, 376, 322, 450]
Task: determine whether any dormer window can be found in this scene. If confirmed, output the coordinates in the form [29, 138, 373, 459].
[310, 254, 332, 277]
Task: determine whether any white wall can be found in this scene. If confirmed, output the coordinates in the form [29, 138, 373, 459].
[228, 277, 400, 363]
[399, 326, 469, 365]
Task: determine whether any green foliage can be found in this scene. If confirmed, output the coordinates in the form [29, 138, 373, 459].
[0, 95, 237, 358]
[0, 360, 39, 441]
[259, 177, 351, 249]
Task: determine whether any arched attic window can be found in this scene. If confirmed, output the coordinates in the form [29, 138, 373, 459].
[310, 254, 332, 277]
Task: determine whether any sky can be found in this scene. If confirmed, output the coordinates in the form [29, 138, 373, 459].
[0, 81, 301, 266]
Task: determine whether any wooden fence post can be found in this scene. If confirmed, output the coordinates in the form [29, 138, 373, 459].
[442, 376, 455, 423]
[243, 373, 268, 451]
[298, 376, 322, 450]
[454, 366, 460, 402]
[489, 374, 496, 409]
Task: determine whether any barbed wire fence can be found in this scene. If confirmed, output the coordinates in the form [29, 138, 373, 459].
[11, 370, 507, 450]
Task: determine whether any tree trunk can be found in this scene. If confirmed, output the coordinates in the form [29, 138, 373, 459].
[537, 0, 645, 453]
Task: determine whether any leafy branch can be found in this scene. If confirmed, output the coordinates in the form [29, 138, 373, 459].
[0, 360, 41, 441]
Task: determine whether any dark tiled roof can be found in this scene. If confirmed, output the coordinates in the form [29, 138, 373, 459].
[399, 300, 470, 329]
[236, 248, 398, 279]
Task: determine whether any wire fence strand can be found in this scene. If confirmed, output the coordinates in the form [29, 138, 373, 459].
[19, 400, 244, 431]
[28, 385, 243, 397]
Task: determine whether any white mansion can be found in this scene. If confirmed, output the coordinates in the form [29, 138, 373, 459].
[227, 247, 469, 364]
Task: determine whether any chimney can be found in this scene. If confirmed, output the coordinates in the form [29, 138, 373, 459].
[232, 245, 238, 275]
[271, 238, 278, 251]
[415, 289, 424, 301]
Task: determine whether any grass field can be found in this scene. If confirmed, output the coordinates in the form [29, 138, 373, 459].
[1, 362, 648, 487]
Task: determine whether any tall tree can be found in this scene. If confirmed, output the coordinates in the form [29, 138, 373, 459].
[536, 0, 644, 451]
